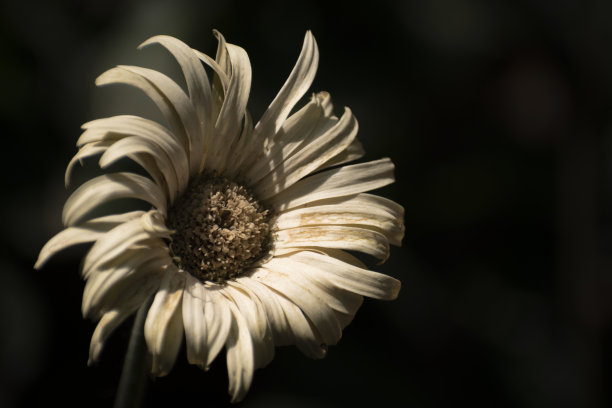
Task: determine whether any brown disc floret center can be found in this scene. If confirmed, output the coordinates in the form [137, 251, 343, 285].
[167, 176, 271, 283]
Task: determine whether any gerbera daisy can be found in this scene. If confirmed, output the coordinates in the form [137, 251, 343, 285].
[36, 30, 404, 402]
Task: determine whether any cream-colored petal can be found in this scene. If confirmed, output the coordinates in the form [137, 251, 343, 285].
[99, 136, 179, 203]
[264, 254, 361, 315]
[81, 115, 190, 195]
[244, 31, 318, 170]
[225, 301, 254, 403]
[235, 277, 292, 346]
[88, 290, 156, 365]
[202, 287, 232, 369]
[316, 138, 365, 170]
[62, 173, 167, 227]
[65, 141, 113, 188]
[208, 43, 251, 173]
[88, 309, 133, 366]
[139, 36, 212, 139]
[81, 211, 170, 279]
[288, 250, 400, 300]
[223, 110, 254, 180]
[82, 247, 168, 319]
[139, 36, 214, 174]
[96, 66, 202, 175]
[192, 49, 229, 95]
[144, 265, 185, 376]
[211, 30, 231, 120]
[35, 211, 144, 269]
[269, 158, 395, 211]
[252, 266, 342, 346]
[254, 108, 358, 199]
[241, 98, 323, 184]
[273, 290, 327, 358]
[275, 225, 390, 261]
[317, 90, 335, 116]
[274, 193, 404, 246]
[182, 275, 208, 368]
[224, 282, 274, 369]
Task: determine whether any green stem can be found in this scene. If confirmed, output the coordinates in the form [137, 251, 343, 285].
[114, 297, 153, 408]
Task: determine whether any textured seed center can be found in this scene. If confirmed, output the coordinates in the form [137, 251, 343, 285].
[167, 176, 271, 283]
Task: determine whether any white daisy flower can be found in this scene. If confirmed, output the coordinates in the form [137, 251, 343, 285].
[36, 30, 404, 402]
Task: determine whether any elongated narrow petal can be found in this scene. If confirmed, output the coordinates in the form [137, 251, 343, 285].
[81, 211, 170, 279]
[275, 225, 390, 261]
[65, 141, 113, 188]
[99, 136, 180, 202]
[182, 275, 208, 368]
[96, 66, 203, 175]
[225, 302, 255, 403]
[274, 193, 405, 246]
[317, 138, 365, 170]
[88, 291, 156, 365]
[82, 115, 190, 196]
[82, 248, 168, 319]
[245, 31, 319, 166]
[252, 266, 343, 346]
[224, 283, 274, 369]
[202, 288, 232, 369]
[283, 250, 401, 300]
[254, 108, 358, 199]
[242, 97, 324, 184]
[62, 173, 167, 226]
[145, 265, 185, 376]
[269, 158, 395, 211]
[235, 277, 293, 346]
[208, 43, 252, 173]
[35, 211, 144, 269]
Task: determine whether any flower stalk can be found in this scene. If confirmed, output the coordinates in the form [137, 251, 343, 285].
[114, 297, 153, 408]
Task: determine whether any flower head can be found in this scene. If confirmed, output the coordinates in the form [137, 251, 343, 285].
[36, 30, 404, 402]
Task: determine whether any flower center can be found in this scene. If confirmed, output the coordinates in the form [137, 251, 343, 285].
[167, 176, 271, 283]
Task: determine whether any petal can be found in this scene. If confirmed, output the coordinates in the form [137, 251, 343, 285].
[65, 141, 113, 188]
[99, 136, 179, 203]
[241, 96, 324, 184]
[269, 254, 362, 317]
[316, 138, 365, 171]
[62, 173, 167, 227]
[272, 289, 327, 358]
[243, 31, 319, 169]
[234, 277, 291, 345]
[208, 42, 252, 173]
[224, 282, 274, 369]
[268, 158, 396, 211]
[88, 291, 156, 365]
[182, 275, 208, 368]
[202, 288, 232, 369]
[225, 301, 255, 403]
[139, 36, 214, 174]
[81, 115, 189, 195]
[253, 107, 358, 199]
[144, 265, 185, 376]
[252, 265, 342, 346]
[35, 211, 144, 269]
[82, 247, 168, 319]
[286, 250, 401, 300]
[88, 309, 133, 365]
[96, 66, 202, 175]
[274, 193, 404, 246]
[81, 211, 170, 279]
[274, 225, 390, 261]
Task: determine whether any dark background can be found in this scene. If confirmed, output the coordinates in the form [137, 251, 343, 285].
[2, 0, 612, 407]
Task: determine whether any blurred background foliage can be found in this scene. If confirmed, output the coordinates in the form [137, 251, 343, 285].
[1, 0, 612, 407]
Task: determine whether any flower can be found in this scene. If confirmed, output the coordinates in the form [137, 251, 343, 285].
[36, 30, 404, 402]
